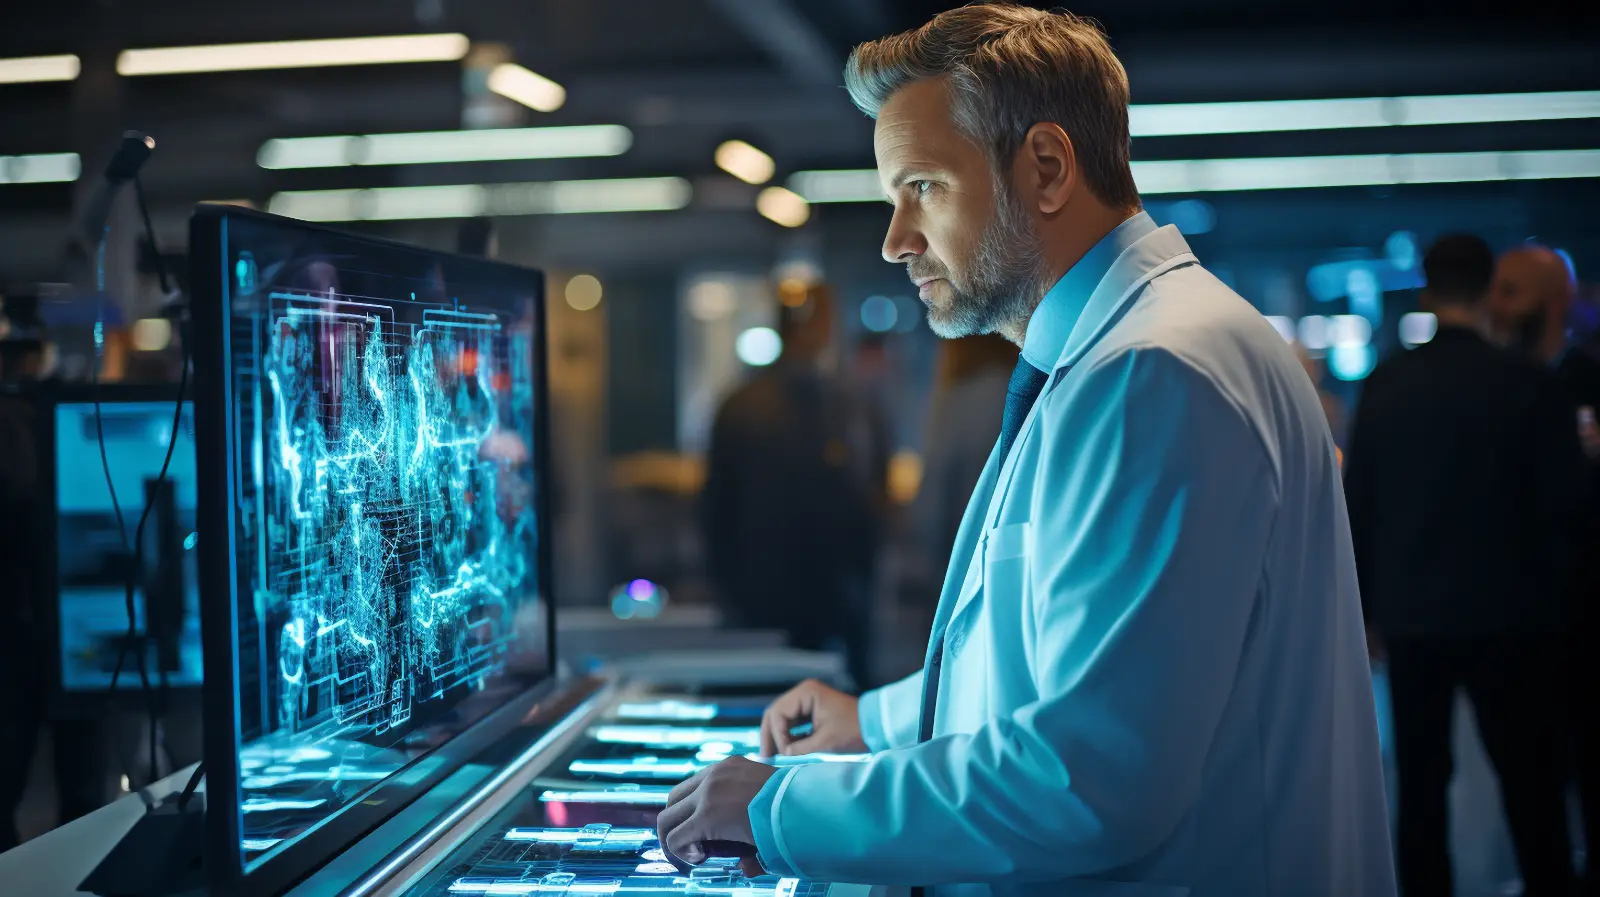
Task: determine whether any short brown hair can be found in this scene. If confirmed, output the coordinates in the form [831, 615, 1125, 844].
[845, 3, 1140, 212]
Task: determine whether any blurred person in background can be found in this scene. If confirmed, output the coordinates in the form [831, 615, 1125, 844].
[0, 303, 109, 850]
[1344, 234, 1585, 897]
[664, 6, 1394, 894]
[916, 335, 1015, 572]
[701, 284, 888, 690]
[1491, 245, 1600, 892]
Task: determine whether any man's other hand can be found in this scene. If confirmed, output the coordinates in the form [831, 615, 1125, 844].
[759, 678, 866, 757]
[656, 756, 779, 875]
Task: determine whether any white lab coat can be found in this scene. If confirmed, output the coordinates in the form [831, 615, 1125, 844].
[750, 224, 1396, 896]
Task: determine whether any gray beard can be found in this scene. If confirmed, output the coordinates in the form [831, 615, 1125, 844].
[926, 185, 1049, 340]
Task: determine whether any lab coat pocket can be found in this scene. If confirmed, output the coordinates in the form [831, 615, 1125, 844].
[946, 521, 1030, 663]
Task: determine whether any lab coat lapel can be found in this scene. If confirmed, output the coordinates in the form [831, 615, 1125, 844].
[922, 225, 1199, 676]
[978, 225, 1199, 535]
[924, 440, 1001, 665]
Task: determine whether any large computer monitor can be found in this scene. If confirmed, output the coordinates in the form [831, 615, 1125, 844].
[189, 206, 554, 896]
[41, 385, 203, 697]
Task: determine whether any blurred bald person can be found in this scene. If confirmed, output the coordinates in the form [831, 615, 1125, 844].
[658, 5, 1395, 895]
[1494, 245, 1600, 894]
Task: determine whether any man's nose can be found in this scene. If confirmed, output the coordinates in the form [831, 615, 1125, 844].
[882, 206, 927, 263]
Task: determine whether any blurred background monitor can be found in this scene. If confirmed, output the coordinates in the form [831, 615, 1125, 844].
[42, 385, 200, 697]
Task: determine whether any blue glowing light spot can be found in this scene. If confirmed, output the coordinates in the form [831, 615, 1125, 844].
[183, 531, 198, 551]
[628, 579, 654, 601]
[860, 295, 897, 333]
[611, 592, 636, 620]
[1329, 344, 1376, 381]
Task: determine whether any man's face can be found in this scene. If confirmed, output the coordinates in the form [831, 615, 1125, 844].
[875, 78, 1044, 339]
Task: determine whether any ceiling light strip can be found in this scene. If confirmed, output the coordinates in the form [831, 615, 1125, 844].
[0, 54, 81, 84]
[116, 33, 469, 76]
[267, 176, 692, 221]
[789, 149, 1600, 202]
[1129, 90, 1600, 137]
[257, 125, 632, 169]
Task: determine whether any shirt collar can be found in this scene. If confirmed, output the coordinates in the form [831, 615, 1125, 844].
[1020, 210, 1158, 372]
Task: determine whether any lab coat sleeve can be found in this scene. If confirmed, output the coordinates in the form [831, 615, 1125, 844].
[758, 347, 1277, 885]
[857, 670, 926, 752]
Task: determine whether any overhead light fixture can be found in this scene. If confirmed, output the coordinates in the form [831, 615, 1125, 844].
[715, 140, 775, 185]
[267, 176, 692, 221]
[1130, 149, 1600, 194]
[565, 275, 603, 311]
[257, 124, 631, 169]
[756, 186, 809, 227]
[0, 152, 82, 184]
[0, 54, 80, 84]
[116, 33, 469, 76]
[735, 327, 783, 367]
[790, 149, 1600, 201]
[1129, 90, 1600, 137]
[787, 169, 882, 204]
[487, 63, 565, 113]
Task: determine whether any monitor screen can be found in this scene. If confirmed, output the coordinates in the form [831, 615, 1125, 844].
[53, 398, 202, 691]
[191, 207, 551, 887]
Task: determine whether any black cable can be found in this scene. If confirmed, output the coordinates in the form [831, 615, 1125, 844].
[133, 176, 172, 296]
[90, 234, 156, 808]
[93, 173, 190, 799]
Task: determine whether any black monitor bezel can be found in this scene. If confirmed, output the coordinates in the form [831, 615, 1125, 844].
[189, 204, 558, 897]
[25, 381, 194, 715]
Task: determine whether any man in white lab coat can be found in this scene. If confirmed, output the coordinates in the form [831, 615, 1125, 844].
[658, 5, 1396, 895]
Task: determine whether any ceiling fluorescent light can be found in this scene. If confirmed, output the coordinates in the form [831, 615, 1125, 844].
[0, 153, 82, 184]
[268, 176, 691, 222]
[756, 186, 809, 227]
[117, 33, 469, 76]
[258, 125, 631, 169]
[787, 169, 882, 203]
[1131, 149, 1600, 194]
[789, 149, 1600, 201]
[1128, 90, 1600, 137]
[0, 54, 80, 84]
[715, 140, 776, 185]
[487, 63, 566, 113]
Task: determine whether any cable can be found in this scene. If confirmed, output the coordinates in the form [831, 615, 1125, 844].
[90, 171, 189, 800]
[90, 229, 156, 808]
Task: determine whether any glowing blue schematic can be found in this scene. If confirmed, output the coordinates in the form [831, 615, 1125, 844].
[219, 233, 544, 867]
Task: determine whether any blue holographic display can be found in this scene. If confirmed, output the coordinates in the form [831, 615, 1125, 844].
[213, 216, 548, 871]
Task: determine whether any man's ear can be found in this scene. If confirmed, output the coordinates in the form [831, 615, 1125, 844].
[1017, 122, 1076, 216]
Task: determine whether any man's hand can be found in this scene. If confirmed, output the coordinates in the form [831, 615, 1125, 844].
[759, 678, 865, 757]
[656, 756, 780, 877]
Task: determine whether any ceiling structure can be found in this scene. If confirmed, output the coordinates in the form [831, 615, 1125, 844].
[0, 0, 1596, 279]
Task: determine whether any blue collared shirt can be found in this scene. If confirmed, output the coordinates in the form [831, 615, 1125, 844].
[1019, 210, 1155, 373]
[746, 210, 1158, 874]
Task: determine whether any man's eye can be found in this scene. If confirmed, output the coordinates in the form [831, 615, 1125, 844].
[911, 180, 933, 196]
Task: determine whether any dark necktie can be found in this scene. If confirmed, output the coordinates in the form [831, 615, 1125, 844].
[915, 356, 1049, 744]
[998, 356, 1050, 470]
[910, 357, 1048, 897]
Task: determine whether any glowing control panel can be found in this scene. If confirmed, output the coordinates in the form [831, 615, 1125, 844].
[569, 757, 703, 780]
[614, 701, 718, 722]
[568, 751, 869, 780]
[590, 726, 761, 749]
[504, 826, 657, 846]
[538, 786, 674, 806]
